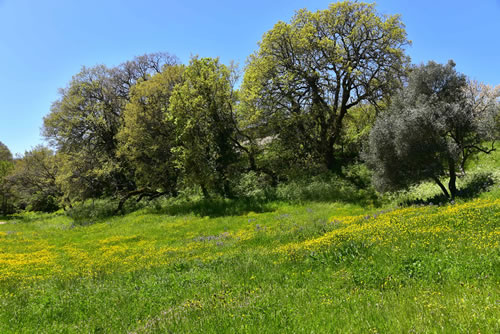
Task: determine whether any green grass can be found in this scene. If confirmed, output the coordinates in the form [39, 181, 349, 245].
[1, 197, 499, 333]
[0, 151, 499, 333]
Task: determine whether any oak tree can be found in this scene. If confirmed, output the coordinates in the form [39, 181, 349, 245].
[43, 53, 178, 203]
[241, 1, 409, 171]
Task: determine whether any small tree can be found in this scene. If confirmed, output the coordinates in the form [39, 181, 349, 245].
[8, 146, 62, 212]
[365, 60, 498, 199]
[169, 57, 241, 198]
[0, 141, 14, 214]
[0, 141, 12, 162]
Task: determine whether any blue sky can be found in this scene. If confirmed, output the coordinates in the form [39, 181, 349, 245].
[1, 0, 499, 156]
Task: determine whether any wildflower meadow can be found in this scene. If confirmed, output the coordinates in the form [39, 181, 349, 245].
[1, 191, 499, 332]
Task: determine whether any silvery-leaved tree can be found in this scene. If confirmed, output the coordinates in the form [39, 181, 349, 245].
[365, 60, 499, 199]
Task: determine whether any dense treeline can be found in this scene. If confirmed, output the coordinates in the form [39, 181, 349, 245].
[1, 1, 499, 215]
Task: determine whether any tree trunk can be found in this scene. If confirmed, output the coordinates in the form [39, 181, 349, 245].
[201, 185, 210, 199]
[432, 176, 450, 198]
[116, 188, 145, 214]
[324, 137, 342, 173]
[248, 147, 257, 172]
[325, 150, 336, 171]
[223, 178, 233, 199]
[1, 195, 5, 215]
[448, 160, 457, 200]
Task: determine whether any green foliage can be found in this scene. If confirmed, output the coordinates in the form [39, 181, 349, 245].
[7, 146, 62, 212]
[43, 65, 130, 201]
[146, 196, 274, 218]
[232, 171, 274, 200]
[118, 65, 184, 196]
[384, 149, 500, 206]
[241, 1, 410, 170]
[338, 104, 378, 160]
[43, 53, 178, 203]
[170, 57, 241, 197]
[275, 167, 380, 206]
[25, 193, 60, 213]
[66, 197, 145, 225]
[0, 141, 12, 162]
[0, 142, 14, 214]
[365, 60, 498, 199]
[396, 172, 496, 207]
[0, 160, 15, 214]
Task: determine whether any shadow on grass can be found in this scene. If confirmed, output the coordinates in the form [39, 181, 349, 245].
[400, 172, 495, 206]
[66, 197, 276, 223]
[146, 187, 381, 218]
[147, 197, 276, 218]
[65, 169, 383, 222]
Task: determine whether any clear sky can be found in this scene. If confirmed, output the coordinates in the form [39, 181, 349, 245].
[1, 0, 499, 156]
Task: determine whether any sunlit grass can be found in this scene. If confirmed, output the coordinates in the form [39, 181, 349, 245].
[0, 195, 499, 332]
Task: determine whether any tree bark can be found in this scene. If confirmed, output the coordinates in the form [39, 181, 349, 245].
[116, 188, 146, 213]
[324, 146, 336, 171]
[116, 188, 171, 213]
[201, 185, 210, 199]
[432, 176, 450, 198]
[448, 160, 457, 200]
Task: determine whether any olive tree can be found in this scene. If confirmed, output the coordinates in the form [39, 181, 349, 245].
[365, 60, 498, 199]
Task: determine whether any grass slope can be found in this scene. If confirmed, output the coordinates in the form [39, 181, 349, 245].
[1, 196, 499, 333]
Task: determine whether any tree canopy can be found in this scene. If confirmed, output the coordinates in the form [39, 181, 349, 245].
[241, 1, 410, 170]
[42, 53, 178, 203]
[2, 2, 499, 214]
[8, 146, 61, 212]
[169, 57, 241, 197]
[365, 60, 498, 199]
[0, 141, 12, 162]
[117, 64, 184, 203]
[0, 141, 14, 214]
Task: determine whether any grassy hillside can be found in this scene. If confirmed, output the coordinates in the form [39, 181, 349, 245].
[1, 152, 499, 332]
[0, 197, 498, 332]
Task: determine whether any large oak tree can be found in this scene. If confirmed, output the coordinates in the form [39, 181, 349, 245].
[43, 53, 178, 203]
[169, 57, 241, 197]
[241, 1, 410, 170]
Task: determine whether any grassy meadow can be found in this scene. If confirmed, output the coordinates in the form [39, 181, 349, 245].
[1, 156, 499, 332]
